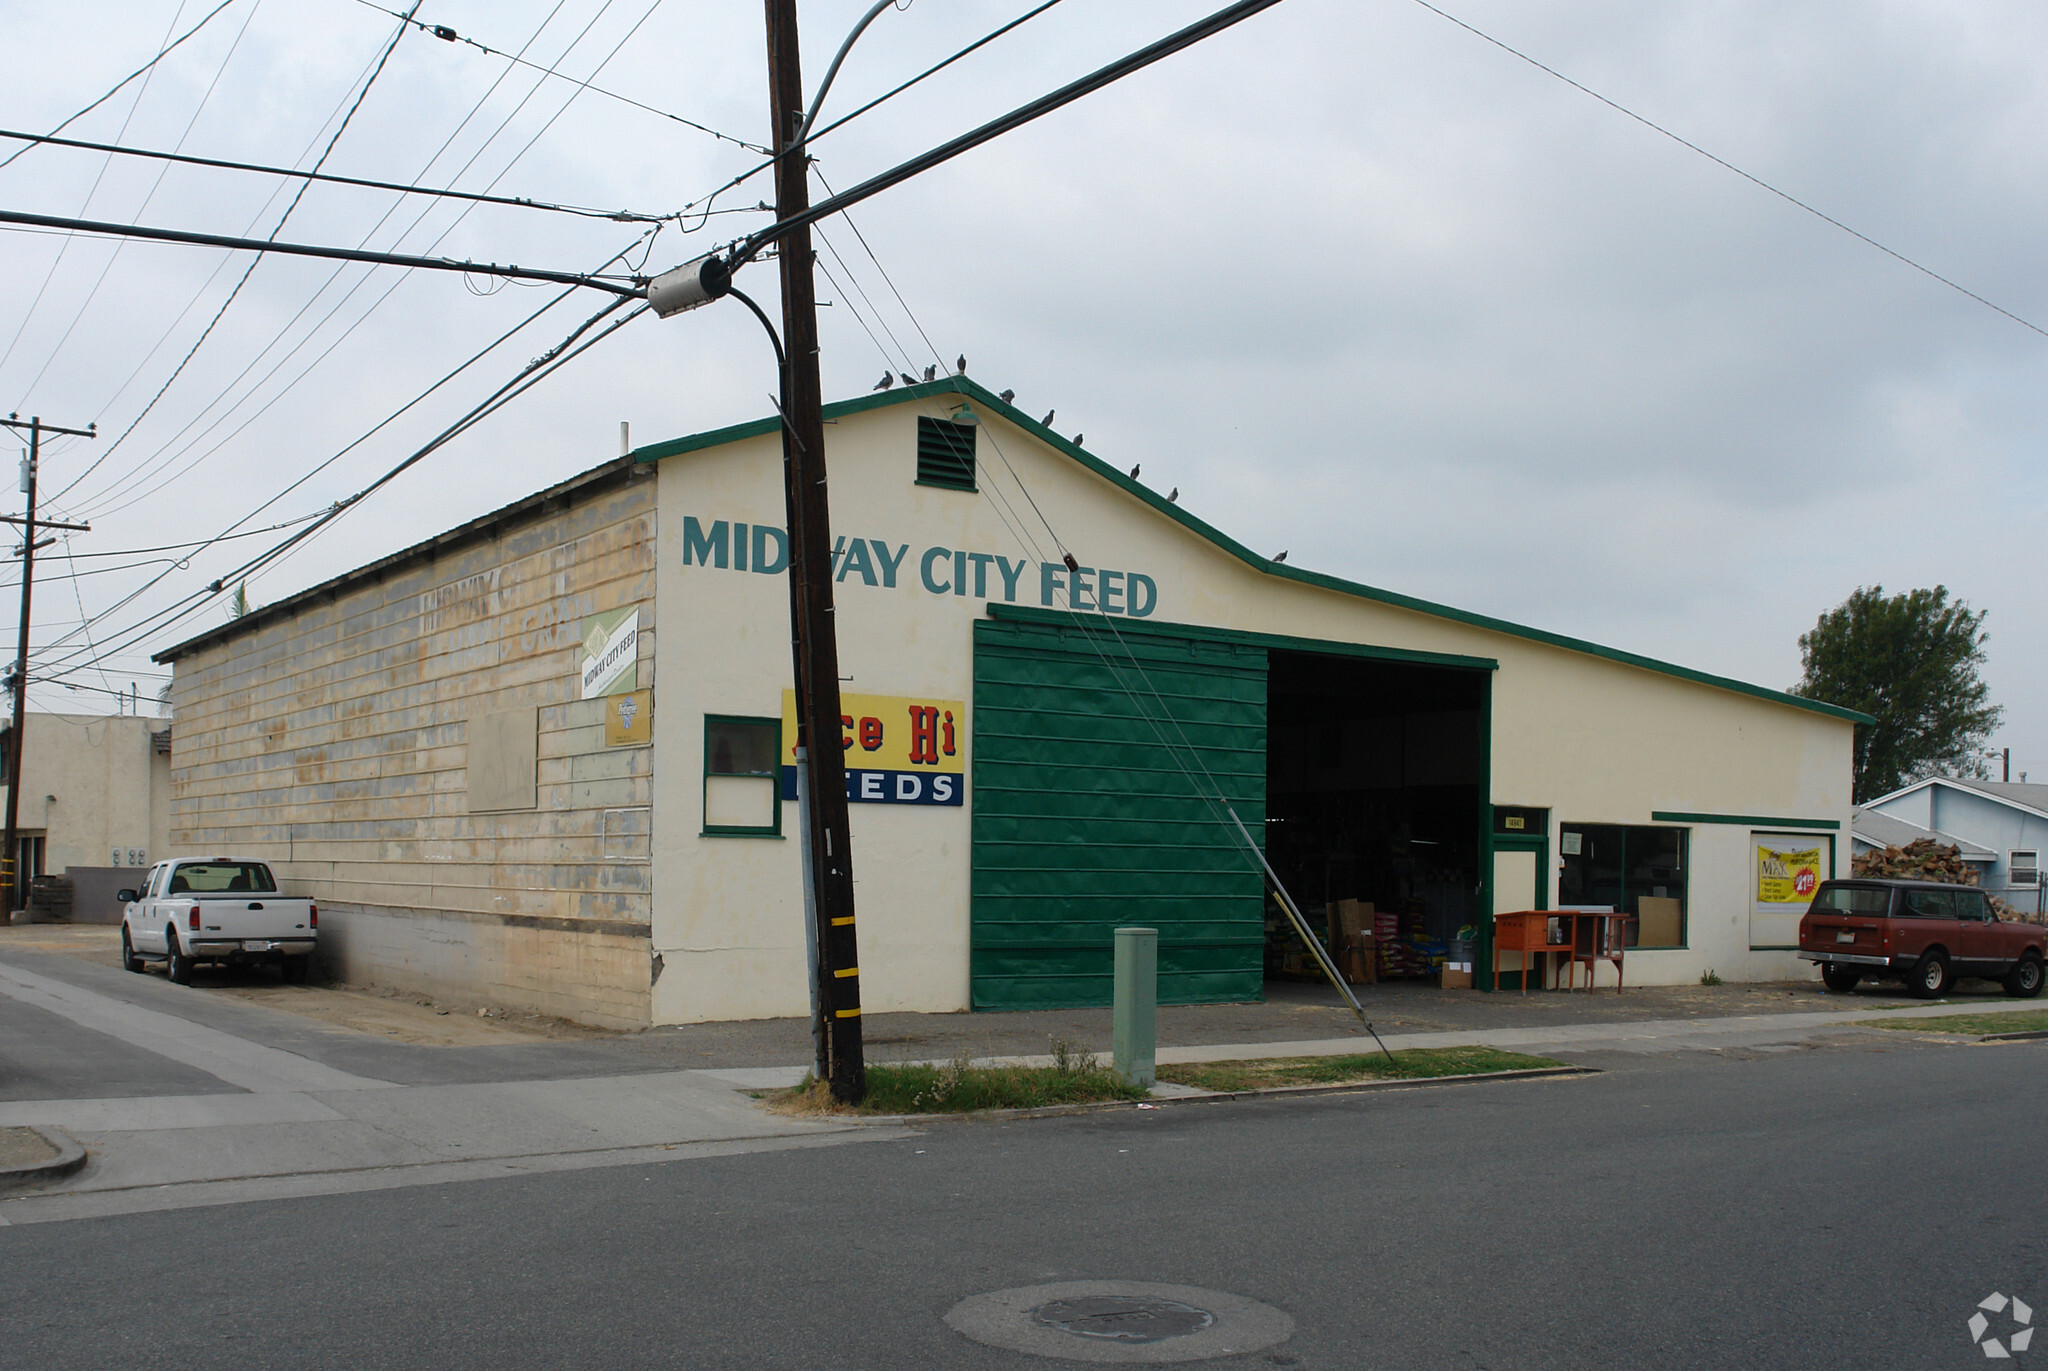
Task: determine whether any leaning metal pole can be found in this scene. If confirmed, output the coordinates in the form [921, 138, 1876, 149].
[1228, 807, 1395, 1062]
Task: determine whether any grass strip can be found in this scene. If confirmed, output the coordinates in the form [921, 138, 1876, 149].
[1860, 1009, 2048, 1037]
[1155, 1045, 1566, 1093]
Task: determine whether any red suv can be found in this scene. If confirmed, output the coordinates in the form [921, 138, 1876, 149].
[1799, 879, 2046, 998]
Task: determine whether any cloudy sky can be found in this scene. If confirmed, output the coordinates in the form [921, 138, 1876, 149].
[0, 1, 2042, 777]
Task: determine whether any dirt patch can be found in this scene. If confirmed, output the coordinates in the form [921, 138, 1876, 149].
[0, 925, 612, 1046]
[209, 981, 616, 1046]
[0, 1126, 59, 1169]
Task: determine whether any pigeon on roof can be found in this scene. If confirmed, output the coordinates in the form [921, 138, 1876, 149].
[1167, 487, 1178, 503]
[923, 365, 936, 382]
[1040, 409, 1055, 426]
[873, 373, 893, 391]
[1073, 433, 1084, 446]
[998, 389, 1015, 403]
[1273, 550, 1288, 563]
[900, 373, 917, 387]
[1128, 463, 1140, 479]
[956, 354, 967, 375]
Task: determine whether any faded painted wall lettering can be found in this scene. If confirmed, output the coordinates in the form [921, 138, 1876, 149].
[680, 514, 1156, 617]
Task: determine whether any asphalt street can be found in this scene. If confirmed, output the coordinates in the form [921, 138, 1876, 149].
[4, 1025, 2042, 1369]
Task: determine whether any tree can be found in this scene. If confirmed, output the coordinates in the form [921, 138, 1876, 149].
[1793, 585, 2001, 801]
[228, 581, 253, 620]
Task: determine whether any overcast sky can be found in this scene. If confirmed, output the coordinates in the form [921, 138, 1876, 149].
[0, 1, 2042, 780]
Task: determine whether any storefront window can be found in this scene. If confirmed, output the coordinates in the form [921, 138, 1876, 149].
[1558, 824, 1687, 947]
[703, 715, 782, 837]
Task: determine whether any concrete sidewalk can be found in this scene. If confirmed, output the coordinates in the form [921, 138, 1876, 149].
[699, 993, 2048, 1088]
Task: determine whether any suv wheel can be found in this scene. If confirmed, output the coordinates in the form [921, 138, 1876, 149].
[166, 931, 194, 986]
[120, 927, 145, 974]
[2004, 953, 2044, 1000]
[1821, 964, 1861, 993]
[1907, 951, 1951, 999]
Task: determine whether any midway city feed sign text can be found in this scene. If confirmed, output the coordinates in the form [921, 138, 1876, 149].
[682, 516, 1159, 616]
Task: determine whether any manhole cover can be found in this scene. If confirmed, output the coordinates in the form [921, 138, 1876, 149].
[947, 1281, 1292, 1363]
[1032, 1296, 1216, 1343]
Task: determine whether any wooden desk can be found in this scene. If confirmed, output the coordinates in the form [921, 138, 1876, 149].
[1493, 910, 1634, 992]
[1492, 910, 1569, 994]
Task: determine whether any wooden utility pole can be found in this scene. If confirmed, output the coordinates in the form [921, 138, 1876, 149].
[0, 414, 93, 916]
[765, 0, 865, 1103]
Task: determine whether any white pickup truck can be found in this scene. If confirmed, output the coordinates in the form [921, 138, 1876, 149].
[118, 858, 317, 985]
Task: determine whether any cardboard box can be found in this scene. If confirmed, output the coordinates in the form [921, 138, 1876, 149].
[1637, 897, 1682, 948]
[1441, 964, 1473, 990]
[1340, 940, 1379, 985]
[1330, 899, 1375, 945]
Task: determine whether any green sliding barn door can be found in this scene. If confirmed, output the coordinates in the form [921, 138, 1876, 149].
[970, 617, 1268, 1010]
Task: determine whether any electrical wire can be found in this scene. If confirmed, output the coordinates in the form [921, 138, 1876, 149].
[349, 0, 769, 152]
[0, 0, 192, 387]
[1409, 0, 2048, 341]
[63, 1, 661, 519]
[0, 129, 676, 224]
[28, 234, 653, 679]
[52, 0, 591, 511]
[46, 3, 423, 500]
[6, 0, 268, 411]
[0, 0, 242, 172]
[672, 0, 1068, 230]
[37, 295, 651, 681]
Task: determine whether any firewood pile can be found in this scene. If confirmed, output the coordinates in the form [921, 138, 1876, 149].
[1851, 838, 1977, 884]
[1851, 838, 2044, 923]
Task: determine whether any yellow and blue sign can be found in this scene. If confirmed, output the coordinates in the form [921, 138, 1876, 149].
[780, 689, 965, 806]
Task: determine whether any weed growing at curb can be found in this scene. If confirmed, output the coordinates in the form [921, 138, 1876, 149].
[1699, 968, 1724, 986]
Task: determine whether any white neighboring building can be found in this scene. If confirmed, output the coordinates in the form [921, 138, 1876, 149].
[0, 711, 172, 919]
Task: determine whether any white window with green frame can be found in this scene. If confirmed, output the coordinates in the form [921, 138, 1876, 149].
[702, 715, 782, 837]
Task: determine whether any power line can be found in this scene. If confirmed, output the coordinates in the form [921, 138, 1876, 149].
[347, 0, 769, 154]
[0, 211, 645, 294]
[0, 0, 242, 172]
[6, 0, 267, 411]
[28, 238, 651, 677]
[55, 0, 663, 520]
[1409, 0, 2048, 342]
[734, 0, 1289, 264]
[54, 0, 598, 511]
[0, 128, 675, 224]
[674, 0, 1068, 230]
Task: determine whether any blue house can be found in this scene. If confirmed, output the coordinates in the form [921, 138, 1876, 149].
[1856, 777, 2048, 913]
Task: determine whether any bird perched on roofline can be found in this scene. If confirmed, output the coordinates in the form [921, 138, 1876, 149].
[900, 372, 917, 387]
[1040, 409, 1055, 427]
[998, 389, 1015, 403]
[1167, 487, 1179, 503]
[873, 372, 893, 391]
[956, 355, 967, 375]
[1128, 463, 1140, 480]
[1073, 433, 1084, 446]
[923, 365, 936, 382]
[1273, 550, 1288, 563]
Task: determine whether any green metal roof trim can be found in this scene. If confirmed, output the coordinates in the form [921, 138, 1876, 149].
[988, 603, 1498, 674]
[634, 376, 1873, 727]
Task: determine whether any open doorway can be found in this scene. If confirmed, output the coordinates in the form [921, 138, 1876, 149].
[1263, 651, 1486, 983]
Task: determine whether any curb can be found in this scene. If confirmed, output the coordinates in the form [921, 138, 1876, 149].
[793, 1064, 1599, 1127]
[1979, 1029, 2048, 1043]
[0, 1126, 86, 1193]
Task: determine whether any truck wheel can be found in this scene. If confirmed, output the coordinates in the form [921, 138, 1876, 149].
[121, 927, 145, 974]
[1907, 951, 1951, 999]
[280, 955, 308, 984]
[2004, 954, 2044, 999]
[1821, 964, 1861, 993]
[166, 932, 194, 986]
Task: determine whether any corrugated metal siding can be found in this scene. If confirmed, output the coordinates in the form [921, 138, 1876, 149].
[970, 618, 1267, 1009]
